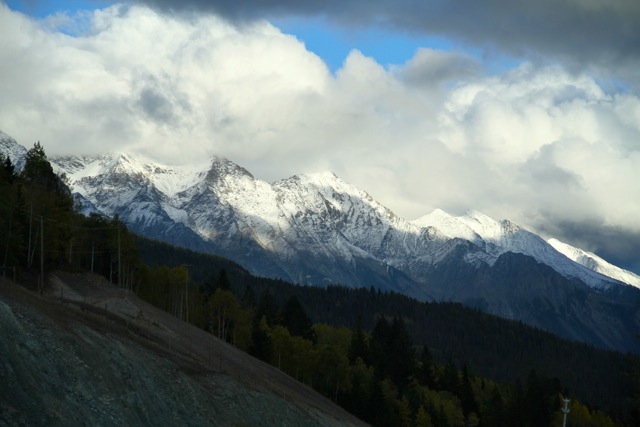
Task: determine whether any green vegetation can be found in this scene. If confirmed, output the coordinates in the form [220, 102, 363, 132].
[2, 143, 639, 426]
[135, 208, 640, 426]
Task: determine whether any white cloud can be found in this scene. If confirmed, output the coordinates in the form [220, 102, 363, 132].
[435, 64, 640, 233]
[1, 3, 639, 251]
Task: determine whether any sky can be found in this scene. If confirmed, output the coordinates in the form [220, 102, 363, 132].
[1, 0, 640, 274]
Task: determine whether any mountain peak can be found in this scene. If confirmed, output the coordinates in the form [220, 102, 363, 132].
[304, 171, 340, 181]
[0, 130, 27, 171]
[412, 209, 484, 246]
[282, 171, 344, 187]
[206, 156, 254, 183]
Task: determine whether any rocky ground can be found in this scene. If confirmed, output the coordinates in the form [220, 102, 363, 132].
[0, 273, 367, 426]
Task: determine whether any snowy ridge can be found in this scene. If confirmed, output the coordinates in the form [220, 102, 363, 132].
[1, 129, 637, 291]
[55, 153, 211, 198]
[548, 238, 640, 289]
[413, 209, 484, 246]
[413, 209, 630, 290]
[0, 130, 27, 171]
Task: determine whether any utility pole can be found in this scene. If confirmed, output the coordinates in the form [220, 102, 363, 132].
[181, 264, 191, 323]
[562, 397, 570, 427]
[27, 204, 32, 267]
[117, 226, 121, 288]
[40, 216, 44, 294]
[3, 213, 12, 277]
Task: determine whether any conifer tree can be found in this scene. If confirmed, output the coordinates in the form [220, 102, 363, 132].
[240, 284, 256, 309]
[249, 316, 273, 362]
[348, 315, 370, 365]
[387, 316, 415, 390]
[282, 295, 316, 343]
[22, 142, 57, 191]
[418, 344, 435, 388]
[460, 364, 478, 418]
[255, 288, 280, 327]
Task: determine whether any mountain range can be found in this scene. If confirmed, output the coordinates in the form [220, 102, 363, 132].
[2, 130, 640, 353]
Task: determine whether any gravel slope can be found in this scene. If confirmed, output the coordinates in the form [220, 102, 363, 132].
[0, 273, 366, 426]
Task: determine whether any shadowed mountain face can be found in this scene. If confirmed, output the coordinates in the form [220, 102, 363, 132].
[2, 132, 639, 354]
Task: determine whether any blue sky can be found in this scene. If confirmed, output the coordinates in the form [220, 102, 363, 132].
[6, 0, 109, 17]
[273, 16, 453, 72]
[5, 0, 504, 73]
[1, 0, 640, 274]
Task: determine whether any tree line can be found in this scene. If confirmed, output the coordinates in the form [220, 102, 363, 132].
[177, 273, 626, 426]
[140, 216, 638, 425]
[1, 143, 141, 291]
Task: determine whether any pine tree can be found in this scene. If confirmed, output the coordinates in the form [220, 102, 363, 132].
[418, 344, 435, 388]
[370, 316, 391, 376]
[249, 316, 273, 362]
[255, 288, 280, 327]
[282, 295, 316, 343]
[388, 316, 415, 390]
[18, 142, 74, 273]
[460, 364, 478, 418]
[0, 153, 19, 274]
[21, 142, 57, 191]
[217, 268, 231, 291]
[480, 385, 507, 427]
[348, 315, 370, 365]
[240, 284, 256, 309]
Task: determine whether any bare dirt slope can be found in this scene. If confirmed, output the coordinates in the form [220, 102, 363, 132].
[0, 272, 367, 426]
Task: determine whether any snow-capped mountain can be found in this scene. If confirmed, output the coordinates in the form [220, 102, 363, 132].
[413, 209, 626, 290]
[3, 131, 640, 353]
[0, 130, 27, 171]
[547, 238, 640, 289]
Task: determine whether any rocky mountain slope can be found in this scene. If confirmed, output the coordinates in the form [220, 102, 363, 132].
[51, 150, 636, 290]
[3, 132, 640, 353]
[0, 274, 365, 426]
[0, 130, 26, 170]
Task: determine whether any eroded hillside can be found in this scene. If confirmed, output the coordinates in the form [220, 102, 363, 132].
[0, 273, 366, 426]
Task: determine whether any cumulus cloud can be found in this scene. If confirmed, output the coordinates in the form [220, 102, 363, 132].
[137, 0, 640, 84]
[435, 65, 640, 228]
[1, 3, 639, 272]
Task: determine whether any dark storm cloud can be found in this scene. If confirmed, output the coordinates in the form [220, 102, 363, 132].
[139, 87, 176, 123]
[398, 48, 481, 88]
[134, 72, 193, 127]
[523, 145, 584, 189]
[137, 0, 640, 69]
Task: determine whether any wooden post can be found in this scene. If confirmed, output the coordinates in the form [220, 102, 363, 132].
[117, 227, 121, 288]
[40, 216, 43, 294]
[27, 204, 32, 267]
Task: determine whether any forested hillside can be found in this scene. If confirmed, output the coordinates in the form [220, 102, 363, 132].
[0, 143, 142, 291]
[2, 143, 638, 426]
[138, 236, 639, 425]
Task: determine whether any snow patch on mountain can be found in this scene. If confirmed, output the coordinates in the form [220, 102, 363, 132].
[413, 209, 622, 290]
[54, 153, 211, 198]
[0, 130, 27, 171]
[548, 238, 640, 290]
[413, 209, 484, 246]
